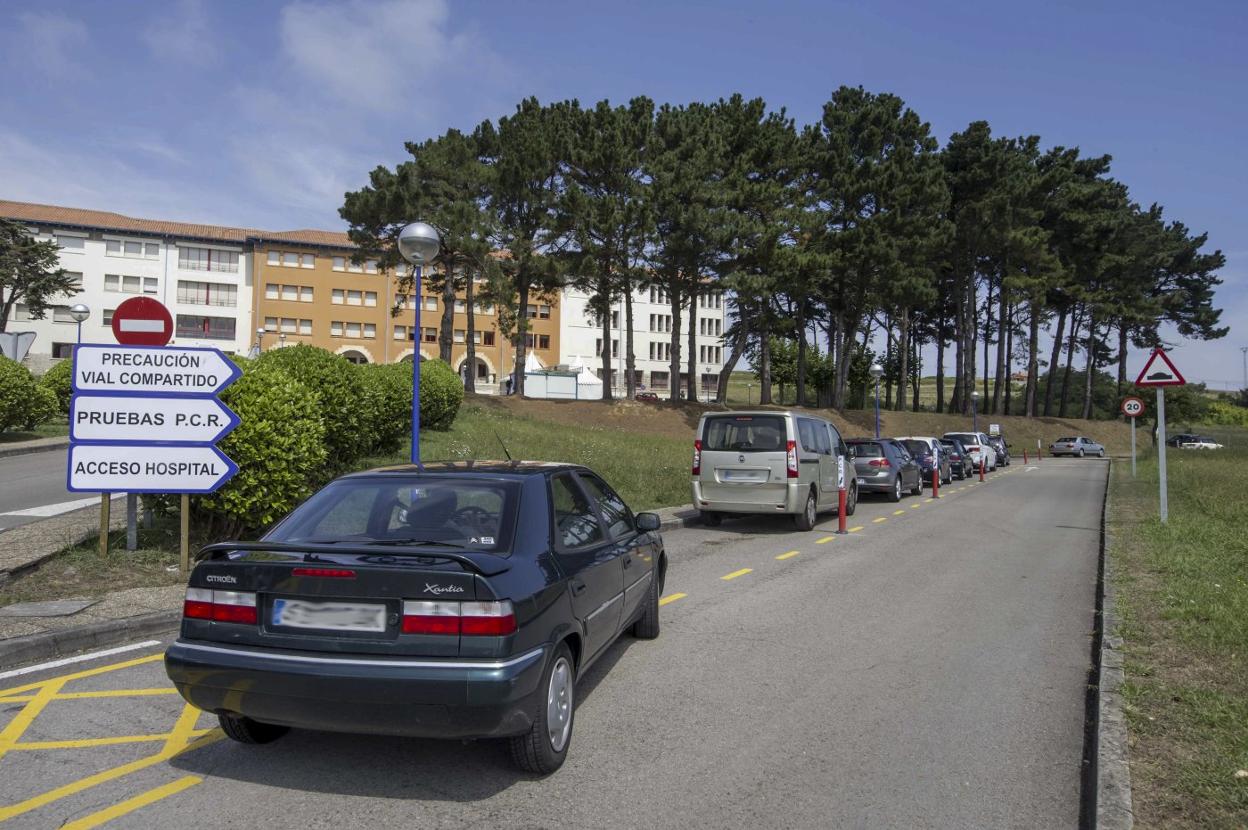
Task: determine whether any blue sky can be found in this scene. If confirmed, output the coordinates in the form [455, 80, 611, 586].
[1, 0, 1244, 384]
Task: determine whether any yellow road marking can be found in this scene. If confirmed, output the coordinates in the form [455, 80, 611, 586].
[0, 730, 222, 822]
[815, 535, 836, 544]
[924, 498, 935, 503]
[658, 592, 686, 606]
[721, 568, 752, 581]
[0, 678, 66, 763]
[60, 775, 202, 830]
[0, 653, 163, 698]
[872, 517, 887, 524]
[848, 526, 864, 533]
[162, 703, 203, 754]
[775, 550, 799, 560]
[893, 510, 905, 516]
[13, 729, 212, 751]
[0, 687, 181, 704]
[909, 503, 921, 509]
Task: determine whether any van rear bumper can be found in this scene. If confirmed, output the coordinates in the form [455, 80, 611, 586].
[692, 481, 804, 515]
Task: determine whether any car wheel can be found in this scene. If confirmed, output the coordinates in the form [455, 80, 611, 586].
[888, 477, 903, 503]
[910, 473, 923, 496]
[700, 510, 722, 527]
[1078, 449, 1085, 458]
[218, 714, 289, 745]
[1098, 449, 1105, 458]
[510, 643, 575, 774]
[794, 489, 817, 531]
[845, 483, 858, 517]
[631, 571, 661, 640]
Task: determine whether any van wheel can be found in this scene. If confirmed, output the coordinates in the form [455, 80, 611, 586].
[700, 511, 722, 527]
[888, 477, 903, 503]
[794, 489, 816, 531]
[218, 714, 288, 745]
[845, 483, 858, 517]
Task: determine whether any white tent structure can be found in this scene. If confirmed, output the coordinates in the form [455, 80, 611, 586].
[573, 362, 603, 399]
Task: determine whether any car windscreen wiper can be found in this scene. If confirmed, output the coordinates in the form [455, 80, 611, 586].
[366, 538, 466, 548]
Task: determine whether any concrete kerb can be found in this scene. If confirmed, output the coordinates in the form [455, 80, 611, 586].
[1096, 464, 1135, 829]
[0, 496, 127, 582]
[0, 436, 70, 459]
[0, 609, 180, 669]
[653, 504, 700, 531]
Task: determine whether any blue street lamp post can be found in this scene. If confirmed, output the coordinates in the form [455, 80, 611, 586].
[869, 362, 883, 439]
[972, 390, 980, 434]
[69, 303, 90, 344]
[397, 222, 442, 466]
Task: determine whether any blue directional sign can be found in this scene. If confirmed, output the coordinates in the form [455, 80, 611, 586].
[72, 344, 241, 396]
[67, 444, 239, 494]
[70, 395, 240, 445]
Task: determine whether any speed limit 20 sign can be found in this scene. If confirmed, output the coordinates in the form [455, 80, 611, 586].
[1121, 396, 1145, 418]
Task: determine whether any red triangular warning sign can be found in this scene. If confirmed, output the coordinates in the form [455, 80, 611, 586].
[1135, 348, 1186, 387]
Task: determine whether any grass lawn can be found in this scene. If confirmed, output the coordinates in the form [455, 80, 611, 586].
[0, 417, 70, 444]
[1110, 425, 1248, 827]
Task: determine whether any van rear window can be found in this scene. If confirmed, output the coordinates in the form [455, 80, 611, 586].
[702, 415, 786, 452]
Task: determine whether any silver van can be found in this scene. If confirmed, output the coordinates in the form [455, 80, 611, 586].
[691, 411, 858, 530]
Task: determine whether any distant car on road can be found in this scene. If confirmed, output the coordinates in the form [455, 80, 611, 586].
[165, 461, 666, 774]
[896, 436, 952, 485]
[846, 438, 922, 502]
[986, 435, 1010, 466]
[1165, 433, 1198, 448]
[943, 432, 997, 472]
[692, 411, 857, 530]
[939, 437, 974, 480]
[634, 391, 660, 402]
[1177, 435, 1223, 450]
[1049, 436, 1105, 458]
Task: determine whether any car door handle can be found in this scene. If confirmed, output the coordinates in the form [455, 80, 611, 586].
[622, 554, 632, 568]
[571, 580, 587, 597]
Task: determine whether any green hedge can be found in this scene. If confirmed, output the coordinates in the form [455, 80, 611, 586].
[22, 385, 59, 431]
[419, 358, 463, 431]
[0, 357, 40, 433]
[256, 345, 368, 473]
[359, 362, 411, 455]
[39, 358, 73, 414]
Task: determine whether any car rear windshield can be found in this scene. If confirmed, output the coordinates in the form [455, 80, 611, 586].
[702, 415, 786, 452]
[939, 440, 960, 452]
[1057, 437, 1077, 442]
[946, 433, 978, 445]
[901, 440, 930, 456]
[265, 477, 520, 555]
[848, 441, 883, 458]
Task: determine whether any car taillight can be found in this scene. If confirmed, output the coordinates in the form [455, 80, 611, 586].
[786, 440, 798, 478]
[292, 567, 356, 578]
[183, 587, 257, 624]
[692, 439, 701, 475]
[401, 599, 516, 636]
[867, 458, 891, 468]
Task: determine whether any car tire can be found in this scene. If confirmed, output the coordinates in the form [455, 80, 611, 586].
[910, 474, 922, 496]
[888, 477, 903, 503]
[632, 572, 661, 640]
[794, 489, 817, 531]
[1098, 449, 1105, 458]
[1078, 449, 1085, 458]
[845, 482, 858, 517]
[509, 643, 575, 775]
[700, 511, 722, 527]
[218, 714, 289, 745]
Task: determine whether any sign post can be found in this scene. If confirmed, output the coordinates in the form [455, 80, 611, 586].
[836, 455, 848, 534]
[1121, 396, 1145, 478]
[69, 313, 240, 568]
[1135, 348, 1186, 524]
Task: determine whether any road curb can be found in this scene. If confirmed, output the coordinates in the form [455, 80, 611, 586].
[0, 609, 179, 669]
[653, 504, 700, 532]
[1095, 465, 1135, 829]
[0, 437, 70, 459]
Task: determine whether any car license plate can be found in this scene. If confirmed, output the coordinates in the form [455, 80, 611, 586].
[856, 477, 865, 485]
[272, 598, 387, 632]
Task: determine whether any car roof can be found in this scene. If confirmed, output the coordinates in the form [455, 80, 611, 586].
[340, 461, 587, 480]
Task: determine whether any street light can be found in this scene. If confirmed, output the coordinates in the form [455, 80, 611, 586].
[397, 221, 442, 465]
[747, 384, 753, 406]
[971, 389, 981, 434]
[255, 327, 266, 354]
[869, 362, 884, 439]
[69, 303, 90, 344]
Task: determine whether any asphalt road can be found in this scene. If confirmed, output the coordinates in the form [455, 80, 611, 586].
[0, 450, 88, 533]
[0, 458, 1105, 829]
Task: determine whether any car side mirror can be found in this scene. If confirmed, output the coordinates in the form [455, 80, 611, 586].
[636, 512, 661, 532]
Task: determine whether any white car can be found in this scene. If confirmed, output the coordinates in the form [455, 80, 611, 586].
[1178, 436, 1223, 450]
[942, 431, 998, 472]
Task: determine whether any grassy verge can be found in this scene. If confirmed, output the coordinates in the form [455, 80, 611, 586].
[0, 417, 70, 443]
[1110, 425, 1248, 827]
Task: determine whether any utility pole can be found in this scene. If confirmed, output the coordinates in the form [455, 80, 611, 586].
[1241, 346, 1247, 390]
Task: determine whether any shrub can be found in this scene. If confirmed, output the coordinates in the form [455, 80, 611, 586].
[0, 357, 38, 433]
[39, 358, 73, 414]
[1205, 400, 1248, 427]
[257, 345, 368, 472]
[359, 362, 411, 455]
[21, 385, 59, 431]
[419, 358, 463, 432]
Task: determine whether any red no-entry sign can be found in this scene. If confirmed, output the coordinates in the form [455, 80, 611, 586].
[111, 297, 173, 346]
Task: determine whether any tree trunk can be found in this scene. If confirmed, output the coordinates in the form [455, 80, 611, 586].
[1003, 302, 1014, 416]
[1042, 305, 1067, 416]
[936, 318, 946, 414]
[992, 286, 1008, 414]
[1024, 302, 1040, 417]
[1116, 322, 1129, 397]
[600, 285, 613, 401]
[911, 331, 921, 412]
[833, 314, 857, 410]
[439, 269, 455, 364]
[1059, 307, 1083, 418]
[514, 280, 529, 397]
[758, 326, 773, 405]
[687, 291, 698, 402]
[624, 277, 636, 398]
[982, 280, 992, 403]
[716, 324, 747, 403]
[668, 283, 682, 403]
[895, 309, 909, 412]
[795, 306, 808, 408]
[464, 275, 476, 394]
[1081, 317, 1096, 420]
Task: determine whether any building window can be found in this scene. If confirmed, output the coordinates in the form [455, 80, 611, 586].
[267, 251, 280, 266]
[175, 315, 236, 340]
[180, 247, 239, 273]
[65, 272, 83, 291]
[595, 338, 618, 357]
[455, 298, 466, 313]
[649, 287, 669, 304]
[539, 305, 552, 319]
[364, 259, 378, 274]
[283, 252, 299, 267]
[330, 321, 343, 337]
[363, 323, 376, 339]
[301, 254, 315, 268]
[280, 317, 297, 333]
[52, 342, 75, 358]
[345, 322, 362, 338]
[347, 260, 363, 273]
[394, 325, 410, 341]
[265, 283, 279, 300]
[177, 280, 237, 307]
[300, 286, 313, 302]
[281, 284, 298, 302]
[347, 290, 362, 306]
[105, 239, 157, 258]
[474, 301, 493, 315]
[56, 234, 85, 252]
[331, 289, 343, 304]
[364, 291, 377, 307]
[300, 319, 312, 335]
[264, 317, 278, 331]
[424, 296, 437, 311]
[471, 330, 482, 344]
[454, 329, 465, 343]
[483, 330, 495, 346]
[332, 256, 345, 271]
[52, 306, 77, 323]
[423, 327, 437, 343]
[102, 309, 115, 326]
[143, 277, 158, 294]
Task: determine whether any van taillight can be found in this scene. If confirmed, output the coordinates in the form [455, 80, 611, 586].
[401, 600, 516, 636]
[183, 587, 258, 624]
[786, 440, 798, 478]
[692, 439, 702, 475]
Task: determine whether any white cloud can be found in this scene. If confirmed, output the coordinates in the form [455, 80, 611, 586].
[143, 0, 218, 66]
[278, 0, 486, 111]
[6, 11, 88, 79]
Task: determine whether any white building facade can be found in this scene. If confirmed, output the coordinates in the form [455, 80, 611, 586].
[558, 284, 728, 399]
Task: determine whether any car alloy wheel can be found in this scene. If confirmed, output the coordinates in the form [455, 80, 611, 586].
[547, 656, 573, 753]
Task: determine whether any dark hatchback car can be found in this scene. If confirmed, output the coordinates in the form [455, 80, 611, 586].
[846, 438, 922, 502]
[939, 437, 974, 480]
[165, 462, 666, 774]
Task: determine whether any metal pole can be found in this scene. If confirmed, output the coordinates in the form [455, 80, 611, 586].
[411, 266, 422, 466]
[1157, 388, 1168, 523]
[76, 321, 83, 344]
[125, 493, 137, 550]
[180, 493, 190, 575]
[972, 398, 978, 434]
[98, 494, 110, 557]
[873, 379, 880, 439]
[1131, 417, 1137, 478]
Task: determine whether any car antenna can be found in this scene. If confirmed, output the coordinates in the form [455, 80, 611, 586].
[494, 430, 513, 462]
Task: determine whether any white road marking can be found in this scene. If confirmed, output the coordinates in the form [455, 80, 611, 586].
[1025, 466, 1039, 471]
[1, 496, 110, 518]
[0, 640, 163, 681]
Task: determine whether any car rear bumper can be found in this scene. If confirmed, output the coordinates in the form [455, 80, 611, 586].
[692, 481, 804, 514]
[165, 639, 548, 739]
